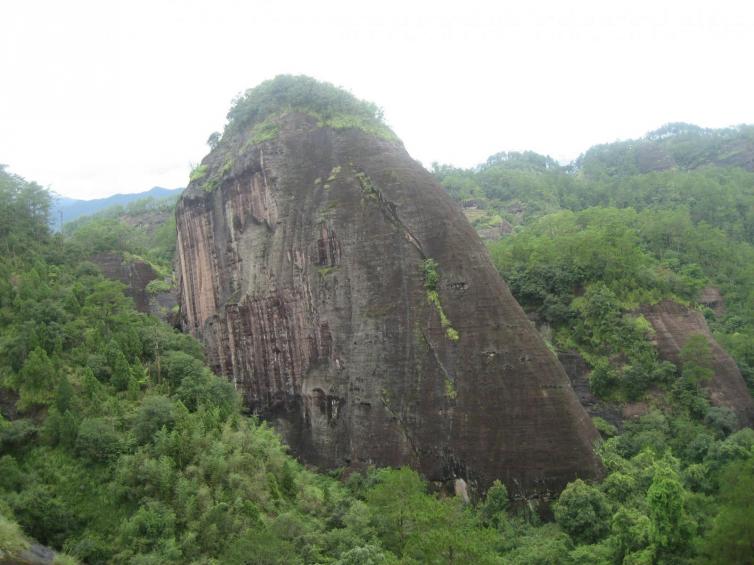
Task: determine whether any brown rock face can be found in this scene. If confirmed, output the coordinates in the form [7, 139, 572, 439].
[91, 252, 157, 313]
[641, 300, 754, 426]
[558, 351, 623, 428]
[176, 113, 601, 495]
[91, 252, 178, 324]
[698, 287, 725, 317]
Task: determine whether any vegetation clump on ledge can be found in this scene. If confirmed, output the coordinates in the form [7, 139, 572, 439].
[222, 74, 397, 142]
[423, 258, 460, 342]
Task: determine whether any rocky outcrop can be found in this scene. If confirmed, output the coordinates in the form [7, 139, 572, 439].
[477, 218, 514, 241]
[0, 387, 19, 420]
[0, 543, 57, 565]
[558, 351, 624, 428]
[91, 252, 157, 313]
[641, 300, 754, 426]
[698, 287, 725, 317]
[91, 252, 177, 323]
[176, 111, 602, 496]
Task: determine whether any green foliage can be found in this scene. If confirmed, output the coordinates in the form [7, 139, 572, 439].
[680, 335, 714, 385]
[63, 194, 178, 270]
[592, 416, 618, 438]
[444, 377, 458, 399]
[646, 461, 694, 556]
[5, 122, 754, 563]
[75, 418, 123, 463]
[0, 165, 51, 257]
[422, 258, 440, 291]
[224, 75, 395, 141]
[206, 131, 221, 150]
[249, 116, 280, 144]
[0, 512, 30, 554]
[554, 479, 611, 544]
[697, 452, 754, 564]
[422, 258, 460, 342]
[133, 395, 175, 444]
[479, 479, 509, 527]
[189, 163, 208, 182]
[145, 278, 172, 295]
[12, 346, 58, 408]
[363, 468, 500, 562]
[438, 124, 754, 414]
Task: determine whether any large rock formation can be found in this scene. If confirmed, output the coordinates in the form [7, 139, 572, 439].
[641, 300, 754, 427]
[175, 79, 601, 495]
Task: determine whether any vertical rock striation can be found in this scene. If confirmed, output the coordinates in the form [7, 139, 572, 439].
[176, 104, 601, 496]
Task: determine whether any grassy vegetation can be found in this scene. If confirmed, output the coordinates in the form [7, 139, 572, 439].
[188, 164, 208, 182]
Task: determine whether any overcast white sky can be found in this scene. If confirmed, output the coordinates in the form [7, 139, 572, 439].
[1, 0, 753, 199]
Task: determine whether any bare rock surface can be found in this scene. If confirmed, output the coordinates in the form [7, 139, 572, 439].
[90, 251, 177, 323]
[641, 300, 754, 426]
[176, 113, 602, 495]
[0, 543, 56, 565]
[558, 351, 624, 428]
[698, 286, 725, 317]
[91, 251, 157, 313]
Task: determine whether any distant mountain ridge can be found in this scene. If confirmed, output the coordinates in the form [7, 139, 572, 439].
[52, 186, 184, 227]
[576, 122, 754, 176]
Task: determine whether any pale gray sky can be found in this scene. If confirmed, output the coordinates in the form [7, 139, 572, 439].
[1, 0, 753, 199]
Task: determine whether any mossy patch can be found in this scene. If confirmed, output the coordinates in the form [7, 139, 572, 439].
[189, 164, 208, 182]
[146, 278, 172, 295]
[220, 157, 234, 177]
[356, 172, 378, 199]
[327, 165, 342, 182]
[318, 266, 337, 279]
[249, 117, 280, 144]
[444, 378, 458, 400]
[201, 178, 220, 193]
[423, 258, 460, 342]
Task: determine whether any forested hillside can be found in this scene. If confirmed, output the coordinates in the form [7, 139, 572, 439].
[1, 117, 754, 565]
[52, 187, 183, 229]
[435, 124, 754, 403]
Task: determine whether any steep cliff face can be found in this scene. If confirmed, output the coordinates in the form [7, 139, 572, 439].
[176, 109, 601, 495]
[641, 300, 754, 426]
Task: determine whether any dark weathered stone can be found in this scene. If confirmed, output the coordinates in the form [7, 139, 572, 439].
[0, 387, 19, 420]
[558, 351, 623, 429]
[91, 251, 177, 323]
[91, 252, 157, 313]
[176, 113, 602, 496]
[698, 287, 725, 317]
[0, 543, 57, 565]
[641, 300, 754, 427]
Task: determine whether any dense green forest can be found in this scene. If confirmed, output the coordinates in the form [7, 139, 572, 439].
[434, 124, 754, 401]
[1, 123, 754, 564]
